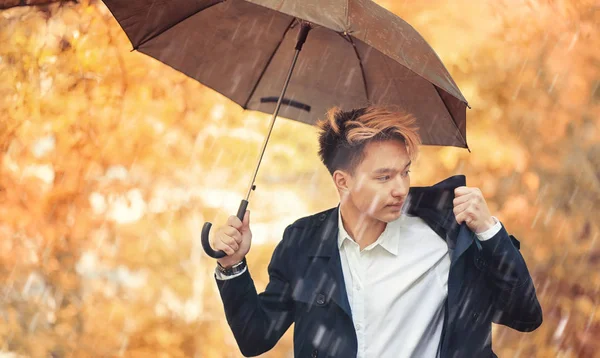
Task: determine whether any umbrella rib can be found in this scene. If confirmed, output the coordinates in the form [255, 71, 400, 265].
[434, 86, 470, 151]
[345, 34, 370, 102]
[242, 18, 297, 109]
[345, 0, 350, 28]
[133, 0, 225, 50]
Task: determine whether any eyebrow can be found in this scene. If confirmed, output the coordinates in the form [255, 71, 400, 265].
[372, 161, 412, 174]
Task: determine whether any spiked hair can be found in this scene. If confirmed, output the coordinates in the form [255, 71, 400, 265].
[316, 106, 421, 176]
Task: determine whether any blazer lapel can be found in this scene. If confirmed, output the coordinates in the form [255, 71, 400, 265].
[451, 223, 476, 267]
[306, 207, 352, 318]
[406, 175, 475, 267]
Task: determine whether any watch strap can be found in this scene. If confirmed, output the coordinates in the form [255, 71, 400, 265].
[217, 258, 247, 276]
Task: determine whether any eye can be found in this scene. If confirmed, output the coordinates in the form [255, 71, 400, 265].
[377, 175, 391, 181]
[401, 170, 411, 177]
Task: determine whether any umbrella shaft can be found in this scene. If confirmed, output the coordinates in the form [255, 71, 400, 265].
[245, 48, 302, 201]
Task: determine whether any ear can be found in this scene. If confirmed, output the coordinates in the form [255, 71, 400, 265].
[333, 170, 351, 193]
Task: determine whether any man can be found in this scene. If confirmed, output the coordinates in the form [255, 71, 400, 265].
[211, 106, 542, 357]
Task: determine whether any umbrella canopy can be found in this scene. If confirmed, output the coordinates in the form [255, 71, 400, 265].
[103, 0, 469, 148]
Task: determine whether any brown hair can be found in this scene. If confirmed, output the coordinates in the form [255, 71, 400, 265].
[316, 106, 421, 176]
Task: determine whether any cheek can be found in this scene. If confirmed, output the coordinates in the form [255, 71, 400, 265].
[355, 185, 387, 209]
[349, 184, 367, 201]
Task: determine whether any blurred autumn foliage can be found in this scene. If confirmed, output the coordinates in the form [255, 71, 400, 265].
[0, 0, 69, 10]
[0, 0, 599, 357]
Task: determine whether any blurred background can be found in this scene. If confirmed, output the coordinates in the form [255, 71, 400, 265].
[0, 0, 599, 357]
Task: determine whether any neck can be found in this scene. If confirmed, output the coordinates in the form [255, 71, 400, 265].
[339, 202, 387, 251]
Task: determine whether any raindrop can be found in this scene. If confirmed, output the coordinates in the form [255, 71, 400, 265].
[28, 312, 40, 333]
[553, 314, 569, 341]
[568, 186, 579, 205]
[566, 32, 579, 52]
[543, 205, 555, 227]
[512, 82, 523, 100]
[312, 324, 327, 347]
[548, 73, 559, 94]
[118, 335, 129, 357]
[344, 68, 357, 89]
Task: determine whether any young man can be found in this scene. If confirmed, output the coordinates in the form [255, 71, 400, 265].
[211, 106, 542, 357]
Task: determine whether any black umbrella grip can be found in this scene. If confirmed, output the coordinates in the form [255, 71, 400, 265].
[201, 199, 249, 259]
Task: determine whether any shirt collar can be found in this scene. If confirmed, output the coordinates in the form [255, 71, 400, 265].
[337, 204, 401, 256]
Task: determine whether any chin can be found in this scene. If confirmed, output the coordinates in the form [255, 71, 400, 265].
[378, 211, 402, 223]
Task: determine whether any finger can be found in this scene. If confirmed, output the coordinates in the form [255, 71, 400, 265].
[455, 211, 470, 225]
[227, 215, 243, 230]
[453, 192, 473, 206]
[242, 210, 250, 228]
[222, 234, 240, 252]
[454, 186, 472, 197]
[468, 188, 484, 203]
[453, 201, 471, 216]
[455, 212, 464, 224]
[216, 235, 239, 254]
[223, 226, 243, 244]
[213, 239, 236, 256]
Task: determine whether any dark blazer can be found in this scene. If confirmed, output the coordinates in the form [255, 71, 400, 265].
[216, 175, 543, 357]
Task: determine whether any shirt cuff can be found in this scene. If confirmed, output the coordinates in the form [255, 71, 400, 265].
[475, 216, 502, 241]
[214, 266, 248, 281]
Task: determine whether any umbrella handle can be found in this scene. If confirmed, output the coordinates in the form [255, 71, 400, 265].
[201, 199, 249, 259]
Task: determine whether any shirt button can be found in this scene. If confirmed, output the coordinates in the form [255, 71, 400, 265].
[311, 349, 318, 358]
[356, 323, 361, 330]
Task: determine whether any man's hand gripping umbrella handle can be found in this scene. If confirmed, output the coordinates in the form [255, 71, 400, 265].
[201, 199, 248, 259]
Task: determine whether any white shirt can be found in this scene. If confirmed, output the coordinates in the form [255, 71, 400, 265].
[337, 208, 500, 358]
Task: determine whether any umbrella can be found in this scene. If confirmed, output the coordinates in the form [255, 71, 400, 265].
[102, 0, 470, 258]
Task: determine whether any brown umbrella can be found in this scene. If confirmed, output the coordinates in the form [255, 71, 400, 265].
[102, 0, 470, 258]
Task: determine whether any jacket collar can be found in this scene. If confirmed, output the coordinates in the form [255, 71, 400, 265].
[405, 174, 465, 250]
[307, 174, 468, 258]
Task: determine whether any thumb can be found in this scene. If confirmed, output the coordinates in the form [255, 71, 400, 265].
[241, 210, 251, 232]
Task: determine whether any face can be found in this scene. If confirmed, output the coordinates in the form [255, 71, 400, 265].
[335, 139, 411, 223]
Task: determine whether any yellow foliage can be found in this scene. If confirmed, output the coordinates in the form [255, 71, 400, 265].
[0, 0, 598, 357]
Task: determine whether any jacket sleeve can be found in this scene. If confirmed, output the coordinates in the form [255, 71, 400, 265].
[215, 225, 295, 357]
[478, 224, 543, 332]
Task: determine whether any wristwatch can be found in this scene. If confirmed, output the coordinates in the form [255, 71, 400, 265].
[217, 258, 247, 276]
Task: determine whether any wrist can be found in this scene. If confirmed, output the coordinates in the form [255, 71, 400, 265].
[486, 216, 497, 228]
[217, 256, 245, 268]
[477, 217, 496, 232]
[217, 257, 247, 276]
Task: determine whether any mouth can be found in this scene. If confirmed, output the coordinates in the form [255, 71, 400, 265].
[387, 202, 404, 208]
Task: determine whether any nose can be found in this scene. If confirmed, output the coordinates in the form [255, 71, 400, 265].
[391, 177, 408, 198]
